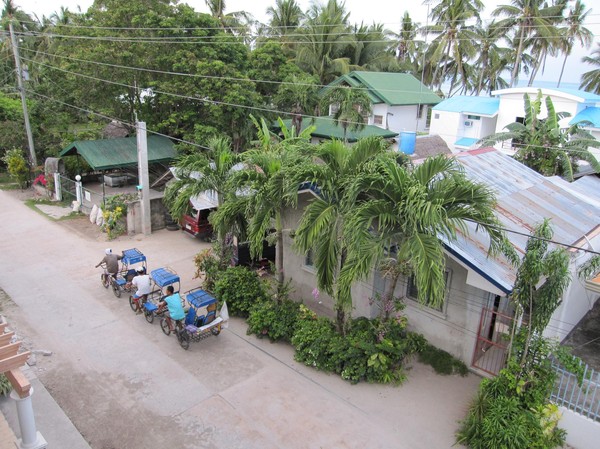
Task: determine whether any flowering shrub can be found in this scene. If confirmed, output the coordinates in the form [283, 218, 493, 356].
[101, 193, 135, 240]
[33, 174, 47, 186]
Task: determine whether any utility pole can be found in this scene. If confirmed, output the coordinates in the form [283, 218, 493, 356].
[9, 20, 36, 167]
[136, 121, 151, 235]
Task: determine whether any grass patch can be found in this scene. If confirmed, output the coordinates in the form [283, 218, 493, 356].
[418, 344, 469, 376]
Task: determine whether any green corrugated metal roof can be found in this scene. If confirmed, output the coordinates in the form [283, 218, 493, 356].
[326, 71, 441, 106]
[59, 135, 176, 171]
[279, 117, 397, 142]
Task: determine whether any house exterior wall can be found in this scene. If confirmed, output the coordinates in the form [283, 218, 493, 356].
[388, 104, 428, 133]
[429, 110, 461, 149]
[496, 92, 580, 143]
[545, 248, 600, 342]
[374, 256, 489, 364]
[281, 193, 378, 319]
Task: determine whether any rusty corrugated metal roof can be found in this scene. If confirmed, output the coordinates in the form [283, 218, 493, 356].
[447, 148, 600, 294]
[59, 135, 176, 171]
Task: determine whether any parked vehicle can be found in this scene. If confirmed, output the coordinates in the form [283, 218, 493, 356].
[181, 207, 214, 241]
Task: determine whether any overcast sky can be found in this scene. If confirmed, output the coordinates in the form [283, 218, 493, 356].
[13, 0, 600, 85]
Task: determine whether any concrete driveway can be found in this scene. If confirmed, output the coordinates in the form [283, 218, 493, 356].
[0, 189, 480, 449]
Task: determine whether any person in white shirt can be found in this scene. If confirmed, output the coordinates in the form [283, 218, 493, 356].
[128, 266, 152, 313]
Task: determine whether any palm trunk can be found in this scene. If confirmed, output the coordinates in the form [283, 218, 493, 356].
[557, 54, 569, 88]
[382, 269, 400, 322]
[511, 25, 527, 87]
[275, 211, 284, 302]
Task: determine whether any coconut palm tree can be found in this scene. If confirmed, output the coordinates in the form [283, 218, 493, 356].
[341, 155, 505, 318]
[347, 22, 398, 72]
[481, 92, 600, 181]
[320, 85, 372, 143]
[557, 0, 593, 88]
[266, 0, 303, 37]
[581, 43, 600, 94]
[471, 21, 510, 95]
[204, 0, 252, 36]
[493, 0, 566, 87]
[293, 136, 391, 333]
[295, 0, 351, 84]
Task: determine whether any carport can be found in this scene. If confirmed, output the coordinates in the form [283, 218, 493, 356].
[57, 135, 176, 208]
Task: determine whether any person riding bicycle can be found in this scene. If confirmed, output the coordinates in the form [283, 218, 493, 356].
[128, 266, 151, 313]
[95, 248, 123, 278]
[156, 285, 185, 331]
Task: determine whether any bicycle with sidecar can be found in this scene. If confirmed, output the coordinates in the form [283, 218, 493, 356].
[100, 248, 147, 298]
[160, 288, 225, 350]
[139, 267, 184, 324]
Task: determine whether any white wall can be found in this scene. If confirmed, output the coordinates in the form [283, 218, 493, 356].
[369, 103, 389, 129]
[559, 407, 600, 449]
[545, 248, 600, 342]
[429, 110, 461, 149]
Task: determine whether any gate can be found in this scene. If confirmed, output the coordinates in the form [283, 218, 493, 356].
[472, 307, 513, 375]
[57, 174, 77, 203]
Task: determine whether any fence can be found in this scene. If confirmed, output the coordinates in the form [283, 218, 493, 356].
[551, 359, 600, 422]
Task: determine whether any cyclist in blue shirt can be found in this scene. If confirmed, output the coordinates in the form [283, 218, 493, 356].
[157, 285, 185, 330]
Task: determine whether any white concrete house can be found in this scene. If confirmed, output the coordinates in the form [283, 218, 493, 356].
[428, 96, 500, 151]
[324, 71, 441, 136]
[429, 87, 600, 155]
[282, 148, 600, 376]
[493, 87, 600, 139]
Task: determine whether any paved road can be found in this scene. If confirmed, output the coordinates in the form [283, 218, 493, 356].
[0, 189, 480, 449]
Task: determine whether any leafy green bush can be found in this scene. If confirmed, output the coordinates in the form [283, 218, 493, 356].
[2, 148, 29, 188]
[247, 299, 307, 342]
[457, 333, 574, 449]
[418, 344, 469, 376]
[213, 266, 269, 317]
[291, 315, 420, 384]
[102, 193, 136, 240]
[193, 248, 221, 291]
[0, 373, 11, 396]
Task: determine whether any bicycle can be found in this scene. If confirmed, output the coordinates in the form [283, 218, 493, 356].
[160, 316, 190, 350]
[99, 263, 121, 298]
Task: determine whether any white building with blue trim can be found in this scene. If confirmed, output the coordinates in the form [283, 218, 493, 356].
[429, 87, 600, 154]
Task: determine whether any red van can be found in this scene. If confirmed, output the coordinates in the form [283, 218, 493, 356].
[181, 207, 215, 241]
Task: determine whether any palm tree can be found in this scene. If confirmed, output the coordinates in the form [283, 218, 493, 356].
[293, 137, 391, 333]
[295, 0, 351, 84]
[557, 0, 593, 88]
[342, 155, 505, 318]
[481, 92, 600, 181]
[204, 0, 252, 36]
[222, 117, 309, 300]
[266, 0, 303, 38]
[581, 43, 600, 94]
[471, 21, 510, 95]
[320, 85, 372, 143]
[426, 0, 483, 92]
[493, 0, 566, 87]
[347, 23, 398, 72]
[273, 73, 320, 136]
[393, 12, 419, 66]
[164, 136, 240, 263]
